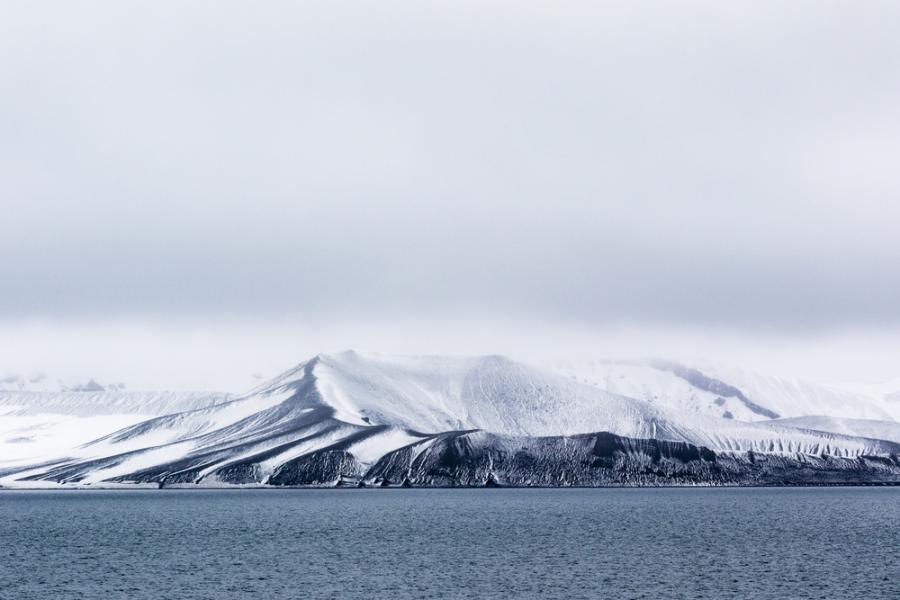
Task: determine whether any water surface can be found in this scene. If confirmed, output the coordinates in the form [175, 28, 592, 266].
[1, 488, 898, 599]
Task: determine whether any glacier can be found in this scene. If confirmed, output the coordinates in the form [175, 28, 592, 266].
[1, 351, 899, 488]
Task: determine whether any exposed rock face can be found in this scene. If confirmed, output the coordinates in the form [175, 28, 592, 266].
[268, 450, 363, 486]
[253, 431, 900, 487]
[359, 431, 900, 487]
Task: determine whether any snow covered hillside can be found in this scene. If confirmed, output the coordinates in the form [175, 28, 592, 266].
[1, 352, 898, 488]
[553, 359, 898, 422]
[0, 386, 230, 466]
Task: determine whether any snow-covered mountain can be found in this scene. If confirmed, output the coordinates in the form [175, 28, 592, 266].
[2, 352, 899, 488]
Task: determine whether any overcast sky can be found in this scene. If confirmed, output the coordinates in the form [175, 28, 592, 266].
[2, 1, 899, 389]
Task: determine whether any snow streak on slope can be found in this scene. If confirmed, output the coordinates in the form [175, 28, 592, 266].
[769, 416, 900, 445]
[2, 352, 899, 488]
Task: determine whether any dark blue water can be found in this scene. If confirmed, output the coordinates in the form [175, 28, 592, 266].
[1, 488, 898, 599]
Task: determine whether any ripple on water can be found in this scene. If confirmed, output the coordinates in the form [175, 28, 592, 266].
[1, 487, 898, 600]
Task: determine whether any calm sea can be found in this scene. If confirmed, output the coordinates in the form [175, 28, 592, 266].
[1, 488, 898, 599]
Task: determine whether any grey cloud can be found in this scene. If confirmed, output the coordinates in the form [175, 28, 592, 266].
[2, 1, 900, 330]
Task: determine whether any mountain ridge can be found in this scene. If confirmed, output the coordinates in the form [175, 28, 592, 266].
[2, 351, 899, 488]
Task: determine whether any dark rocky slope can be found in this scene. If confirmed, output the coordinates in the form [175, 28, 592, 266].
[94, 430, 900, 488]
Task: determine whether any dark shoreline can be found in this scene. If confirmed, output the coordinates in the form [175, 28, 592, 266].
[3, 481, 900, 491]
